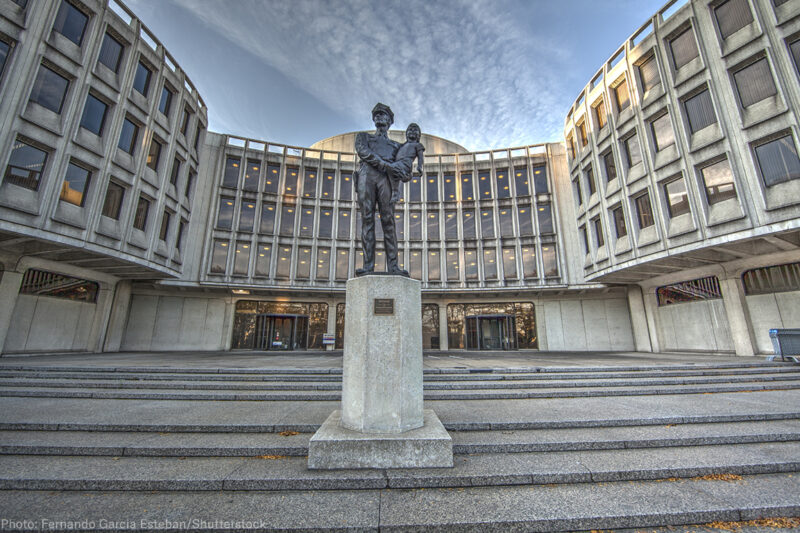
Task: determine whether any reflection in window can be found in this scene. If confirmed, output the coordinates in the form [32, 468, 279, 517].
[158, 85, 173, 116]
[426, 174, 438, 202]
[522, 247, 537, 279]
[299, 207, 314, 237]
[0, 41, 9, 78]
[755, 134, 800, 187]
[101, 182, 124, 220]
[318, 209, 333, 238]
[303, 168, 316, 198]
[422, 304, 440, 349]
[459, 210, 475, 239]
[239, 201, 256, 231]
[446, 302, 537, 350]
[409, 211, 422, 240]
[700, 159, 737, 204]
[464, 250, 478, 280]
[265, 163, 280, 193]
[337, 209, 350, 239]
[443, 174, 456, 201]
[503, 248, 517, 279]
[118, 118, 138, 154]
[427, 211, 439, 240]
[30, 65, 68, 113]
[499, 209, 514, 237]
[409, 250, 422, 280]
[146, 137, 162, 171]
[243, 160, 260, 191]
[276, 246, 292, 279]
[428, 250, 440, 281]
[4, 139, 47, 191]
[496, 168, 510, 198]
[217, 197, 234, 230]
[537, 204, 553, 234]
[480, 208, 494, 238]
[260, 203, 276, 234]
[651, 113, 675, 152]
[409, 176, 421, 201]
[478, 171, 492, 198]
[59, 161, 91, 206]
[542, 245, 558, 277]
[612, 206, 627, 238]
[80, 94, 107, 135]
[339, 173, 352, 200]
[517, 206, 532, 236]
[532, 166, 548, 193]
[444, 210, 458, 240]
[335, 249, 349, 280]
[233, 241, 250, 275]
[53, 1, 88, 45]
[222, 157, 240, 188]
[296, 247, 311, 278]
[280, 205, 295, 235]
[321, 170, 335, 198]
[483, 248, 497, 279]
[514, 168, 529, 196]
[664, 178, 690, 217]
[210, 240, 228, 273]
[635, 192, 655, 228]
[395, 210, 404, 240]
[133, 61, 151, 96]
[254, 244, 271, 277]
[446, 249, 459, 281]
[461, 173, 474, 201]
[316, 248, 331, 280]
[603, 151, 617, 182]
[284, 167, 299, 195]
[133, 196, 149, 231]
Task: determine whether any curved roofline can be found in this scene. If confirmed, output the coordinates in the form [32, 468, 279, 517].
[311, 130, 469, 154]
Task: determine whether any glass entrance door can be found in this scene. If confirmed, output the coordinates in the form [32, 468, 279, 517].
[465, 314, 517, 350]
[255, 314, 309, 350]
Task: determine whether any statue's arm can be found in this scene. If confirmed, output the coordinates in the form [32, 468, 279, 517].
[415, 144, 425, 174]
[355, 132, 386, 171]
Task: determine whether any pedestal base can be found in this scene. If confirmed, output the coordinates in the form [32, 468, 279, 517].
[308, 409, 453, 469]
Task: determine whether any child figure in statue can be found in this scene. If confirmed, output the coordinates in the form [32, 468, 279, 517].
[387, 123, 425, 204]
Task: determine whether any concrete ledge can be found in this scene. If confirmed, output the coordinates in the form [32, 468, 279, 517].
[308, 409, 453, 469]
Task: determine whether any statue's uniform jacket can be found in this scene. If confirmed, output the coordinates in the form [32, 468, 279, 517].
[355, 131, 401, 271]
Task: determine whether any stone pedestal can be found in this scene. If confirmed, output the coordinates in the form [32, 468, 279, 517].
[308, 274, 452, 469]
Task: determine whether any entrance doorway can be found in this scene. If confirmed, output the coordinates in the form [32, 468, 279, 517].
[465, 314, 517, 350]
[254, 314, 309, 350]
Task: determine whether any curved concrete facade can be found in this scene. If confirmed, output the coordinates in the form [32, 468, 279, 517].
[311, 131, 468, 155]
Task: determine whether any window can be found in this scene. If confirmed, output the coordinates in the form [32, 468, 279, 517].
[461, 173, 474, 200]
[299, 207, 314, 237]
[216, 197, 234, 230]
[514, 168, 529, 196]
[0, 41, 10, 78]
[101, 182, 124, 219]
[499, 209, 514, 237]
[239, 202, 256, 232]
[427, 250, 440, 281]
[193, 123, 202, 151]
[578, 122, 588, 147]
[754, 134, 800, 187]
[79, 94, 107, 135]
[158, 85, 173, 116]
[521, 247, 537, 279]
[443, 174, 456, 201]
[462, 210, 476, 239]
[335, 249, 349, 280]
[445, 210, 458, 240]
[639, 55, 661, 94]
[4, 139, 47, 191]
[316, 248, 330, 280]
[502, 248, 517, 279]
[715, 0, 752, 40]
[537, 204, 553, 234]
[446, 249, 459, 281]
[573, 178, 583, 207]
[30, 65, 68, 113]
[317, 209, 332, 238]
[159, 210, 171, 241]
[670, 27, 699, 70]
[612, 206, 627, 238]
[222, 157, 240, 188]
[176, 219, 186, 250]
[478, 171, 492, 198]
[593, 217, 604, 247]
[791, 39, 800, 77]
[97, 33, 123, 72]
[623, 133, 642, 168]
[700, 159, 737, 204]
[651, 113, 676, 152]
[426, 173, 438, 202]
[585, 166, 596, 196]
[210, 240, 228, 273]
[427, 211, 440, 240]
[60, 161, 91, 206]
[480, 208, 494, 238]
[533, 166, 548, 193]
[567, 135, 576, 159]
[146, 137, 162, 171]
[21, 269, 98, 302]
[602, 151, 618, 182]
[321, 170, 335, 198]
[243, 160, 260, 191]
[464, 249, 478, 280]
[408, 176, 421, 201]
[169, 157, 182, 186]
[132, 61, 151, 96]
[296, 247, 311, 279]
[614, 78, 630, 111]
[254, 244, 272, 276]
[409, 210, 421, 239]
[408, 251, 422, 280]
[303, 168, 317, 198]
[276, 246, 292, 279]
[580, 225, 589, 254]
[337, 209, 350, 239]
[733, 58, 777, 108]
[657, 276, 722, 305]
[339, 172, 352, 200]
[395, 210, 404, 240]
[133, 196, 150, 231]
[496, 168, 510, 198]
[280, 204, 295, 235]
[664, 177, 690, 217]
[260, 203, 276, 233]
[185, 170, 196, 199]
[635, 192, 655, 228]
[483, 248, 497, 279]
[265, 163, 280, 194]
[180, 106, 191, 136]
[594, 100, 606, 130]
[517, 206, 532, 236]
[542, 246, 558, 277]
[53, 1, 88, 46]
[743, 262, 800, 295]
[118, 118, 138, 154]
[284, 167, 298, 195]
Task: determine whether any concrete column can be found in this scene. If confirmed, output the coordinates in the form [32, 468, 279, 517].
[222, 297, 236, 351]
[626, 285, 653, 352]
[437, 302, 448, 351]
[103, 280, 132, 352]
[642, 290, 662, 353]
[0, 270, 23, 355]
[326, 299, 338, 351]
[719, 277, 757, 356]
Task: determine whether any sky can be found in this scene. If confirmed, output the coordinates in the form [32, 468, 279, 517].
[124, 0, 667, 151]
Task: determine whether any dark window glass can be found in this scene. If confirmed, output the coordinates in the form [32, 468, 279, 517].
[715, 0, 753, 40]
[118, 118, 138, 154]
[276, 246, 292, 279]
[446, 249, 459, 281]
[132, 61, 151, 96]
[0, 41, 10, 78]
[428, 250, 441, 281]
[296, 247, 311, 279]
[299, 207, 314, 237]
[612, 206, 627, 238]
[427, 211, 440, 240]
[635, 192, 655, 228]
[408, 250, 422, 280]
[480, 208, 494, 238]
[422, 304, 440, 349]
[442, 174, 456, 201]
[499, 208, 514, 237]
[651, 113, 676, 151]
[133, 196, 149, 231]
[742, 262, 800, 295]
[98, 33, 123, 72]
[158, 85, 173, 115]
[146, 138, 161, 171]
[462, 209, 476, 239]
[243, 160, 260, 191]
[603, 151, 617, 182]
[537, 204, 553, 234]
[409, 211, 422, 239]
[542, 245, 558, 277]
[284, 167, 298, 195]
[185, 170, 196, 199]
[733, 58, 777, 108]
[408, 175, 421, 201]
[210, 240, 228, 273]
[30, 65, 68, 113]
[461, 173, 474, 200]
[319, 209, 333, 238]
[464, 250, 478, 280]
[701, 159, 737, 204]
[176, 219, 186, 250]
[222, 157, 240, 188]
[316, 248, 330, 280]
[60, 161, 90, 206]
[180, 106, 191, 135]
[11, 0, 27, 7]
[496, 168, 510, 198]
[521, 247, 537, 279]
[580, 225, 589, 254]
[483, 248, 497, 279]
[259, 203, 276, 233]
[532, 166, 548, 193]
[502, 248, 517, 279]
[321, 170, 335, 199]
[337, 209, 350, 239]
[585, 166, 596, 196]
[79, 94, 107, 135]
[303, 168, 317, 198]
[4, 140, 47, 191]
[395, 210, 404, 240]
[594, 100, 606, 130]
[639, 55, 661, 94]
[254, 244, 272, 277]
[665, 178, 690, 217]
[169, 158, 181, 186]
[426, 173, 438, 202]
[339, 172, 352, 200]
[265, 163, 280, 194]
[593, 218, 604, 247]
[774, 0, 790, 6]
[614, 78, 630, 111]
[574, 179, 583, 206]
[478, 171, 492, 198]
[101, 182, 124, 219]
[335, 249, 349, 280]
[791, 40, 800, 77]
[193, 123, 202, 151]
[216, 197, 234, 230]
[755, 135, 800, 187]
[445, 210, 458, 239]
[657, 276, 722, 306]
[514, 168, 529, 196]
[670, 27, 699, 70]
[239, 201, 256, 232]
[159, 210, 171, 241]
[280, 204, 295, 235]
[517, 206, 532, 236]
[53, 1, 87, 45]
[624, 134, 642, 168]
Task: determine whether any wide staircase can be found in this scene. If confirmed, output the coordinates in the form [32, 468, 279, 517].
[0, 358, 799, 531]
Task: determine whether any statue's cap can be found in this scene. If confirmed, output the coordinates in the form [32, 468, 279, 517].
[371, 103, 394, 124]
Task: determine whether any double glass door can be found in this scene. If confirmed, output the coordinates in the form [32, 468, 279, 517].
[255, 314, 308, 350]
[465, 314, 517, 350]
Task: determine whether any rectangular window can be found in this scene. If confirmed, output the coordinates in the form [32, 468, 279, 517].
[593, 217, 604, 247]
[614, 78, 630, 111]
[53, 1, 88, 45]
[315, 248, 330, 280]
[483, 248, 497, 279]
[462, 209, 476, 239]
[427, 250, 440, 281]
[296, 247, 311, 279]
[578, 122, 588, 147]
[480, 208, 494, 238]
[176, 219, 186, 250]
[30, 65, 68, 113]
[222, 157, 240, 188]
[284, 167, 298, 195]
[755, 134, 800, 187]
[243, 160, 260, 191]
[594, 100, 606, 130]
[657, 276, 721, 305]
[444, 210, 458, 240]
[791, 39, 800, 77]
[651, 113, 676, 151]
[319, 209, 333, 238]
[517, 206, 532, 236]
[733, 58, 777, 108]
[409, 211, 422, 239]
[98, 33, 123, 72]
[299, 207, 314, 237]
[427, 211, 440, 240]
[639, 55, 661, 94]
[185, 170, 196, 199]
[407, 250, 421, 280]
[4, 140, 47, 191]
[180, 106, 191, 136]
[159, 210, 171, 241]
[146, 137, 161, 171]
[216, 197, 234, 230]
[715, 0, 753, 40]
[521, 247, 537, 279]
[132, 61, 151, 96]
[193, 123, 202, 151]
[118, 118, 138, 154]
[542, 245, 558, 277]
[665, 177, 690, 217]
[499, 208, 514, 237]
[337, 209, 351, 239]
[701, 159, 737, 204]
[612, 206, 627, 238]
[80, 93, 107, 135]
[101, 181, 124, 219]
[446, 249, 460, 281]
[210, 241, 228, 273]
[169, 157, 182, 186]
[537, 204, 553, 234]
[496, 168, 510, 198]
[133, 196, 150, 231]
[239, 201, 256, 232]
[276, 246, 292, 279]
[395, 210, 404, 240]
[573, 179, 583, 206]
[514, 168, 529, 196]
[260, 203, 276, 233]
[623, 133, 642, 168]
[442, 174, 456, 201]
[335, 249, 349, 280]
[158, 85, 173, 116]
[321, 170, 335, 199]
[254, 244, 272, 277]
[478, 171, 492, 199]
[0, 41, 10, 78]
[265, 163, 280, 194]
[426, 173, 438, 202]
[532, 166, 548, 193]
[580, 225, 589, 254]
[303, 168, 317, 198]
[742, 262, 800, 295]
[464, 249, 478, 280]
[603, 151, 618, 182]
[20, 269, 97, 302]
[670, 27, 699, 70]
[408, 175, 421, 201]
[585, 166, 596, 196]
[635, 192, 655, 228]
[60, 161, 91, 206]
[460, 173, 474, 201]
[339, 172, 352, 200]
[567, 136, 576, 159]
[502, 248, 517, 279]
[280, 204, 295, 236]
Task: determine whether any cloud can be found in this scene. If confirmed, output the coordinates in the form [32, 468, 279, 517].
[171, 0, 570, 150]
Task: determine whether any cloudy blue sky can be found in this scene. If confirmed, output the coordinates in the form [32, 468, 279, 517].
[125, 0, 667, 151]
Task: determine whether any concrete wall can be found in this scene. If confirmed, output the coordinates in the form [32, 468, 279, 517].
[653, 300, 733, 353]
[120, 294, 228, 351]
[746, 290, 800, 354]
[4, 295, 97, 353]
[540, 296, 634, 351]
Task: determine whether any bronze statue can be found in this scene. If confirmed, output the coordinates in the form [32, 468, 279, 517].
[354, 103, 420, 277]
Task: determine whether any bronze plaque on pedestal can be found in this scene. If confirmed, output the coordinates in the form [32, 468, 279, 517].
[373, 298, 394, 315]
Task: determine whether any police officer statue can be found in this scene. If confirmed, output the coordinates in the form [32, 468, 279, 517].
[354, 103, 410, 277]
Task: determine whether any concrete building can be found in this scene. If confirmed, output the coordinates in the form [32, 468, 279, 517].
[0, 0, 797, 357]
